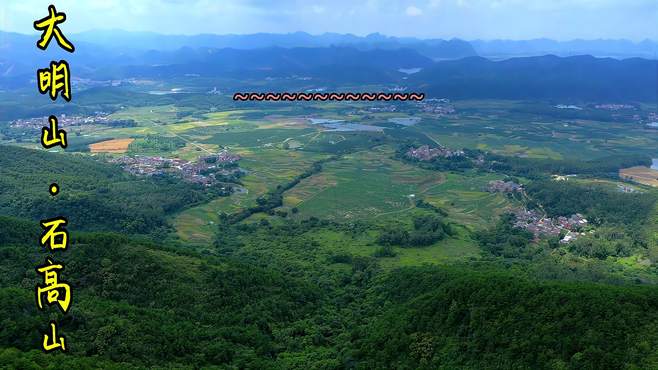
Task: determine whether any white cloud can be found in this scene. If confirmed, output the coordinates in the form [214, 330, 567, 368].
[405, 5, 423, 16]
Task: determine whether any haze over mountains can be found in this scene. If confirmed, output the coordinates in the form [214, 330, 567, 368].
[412, 55, 658, 101]
[49, 30, 658, 59]
[1, 30, 657, 102]
[471, 39, 658, 59]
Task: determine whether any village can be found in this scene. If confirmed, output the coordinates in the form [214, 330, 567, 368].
[487, 179, 523, 193]
[594, 103, 635, 111]
[511, 208, 589, 244]
[110, 150, 242, 186]
[484, 180, 589, 244]
[406, 144, 465, 161]
[415, 98, 456, 116]
[9, 112, 134, 130]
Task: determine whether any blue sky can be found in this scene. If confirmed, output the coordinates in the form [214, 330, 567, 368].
[1, 0, 657, 40]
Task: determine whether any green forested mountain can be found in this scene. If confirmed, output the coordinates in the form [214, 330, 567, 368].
[1, 130, 658, 369]
[3, 214, 658, 369]
[412, 55, 658, 101]
[0, 146, 212, 235]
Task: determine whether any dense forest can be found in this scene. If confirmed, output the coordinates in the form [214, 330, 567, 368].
[3, 214, 658, 369]
[0, 146, 217, 235]
[2, 144, 658, 369]
[396, 143, 651, 179]
[3, 15, 658, 368]
[526, 180, 657, 226]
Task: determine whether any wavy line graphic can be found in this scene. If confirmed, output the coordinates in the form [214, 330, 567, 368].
[233, 92, 425, 102]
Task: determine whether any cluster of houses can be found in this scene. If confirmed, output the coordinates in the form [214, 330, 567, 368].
[645, 113, 658, 128]
[10, 112, 113, 130]
[487, 180, 523, 193]
[512, 208, 589, 244]
[416, 98, 456, 116]
[110, 151, 241, 186]
[630, 112, 658, 128]
[406, 145, 465, 161]
[367, 105, 397, 113]
[555, 104, 583, 110]
[617, 184, 641, 193]
[387, 86, 408, 92]
[594, 104, 634, 111]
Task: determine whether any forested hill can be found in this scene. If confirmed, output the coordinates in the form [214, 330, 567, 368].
[2, 218, 658, 369]
[471, 38, 658, 59]
[104, 47, 434, 82]
[73, 52, 658, 102]
[0, 146, 212, 235]
[412, 55, 658, 101]
[4, 30, 658, 103]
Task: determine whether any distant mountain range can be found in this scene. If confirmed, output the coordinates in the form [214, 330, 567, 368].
[54, 31, 658, 59]
[1, 31, 657, 102]
[0, 31, 472, 82]
[411, 55, 658, 101]
[89, 46, 434, 85]
[9, 30, 657, 62]
[72, 30, 478, 60]
[471, 39, 658, 59]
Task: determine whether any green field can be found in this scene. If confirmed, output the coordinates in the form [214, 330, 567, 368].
[3, 98, 656, 268]
[3, 90, 658, 369]
[173, 148, 328, 244]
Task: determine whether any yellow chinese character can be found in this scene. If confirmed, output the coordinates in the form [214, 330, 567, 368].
[40, 217, 69, 250]
[42, 321, 67, 352]
[35, 258, 71, 313]
[41, 115, 67, 149]
[33, 5, 75, 52]
[38, 60, 71, 101]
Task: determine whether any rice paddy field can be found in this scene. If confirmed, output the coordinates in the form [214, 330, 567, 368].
[281, 146, 512, 228]
[173, 147, 328, 244]
[4, 96, 656, 267]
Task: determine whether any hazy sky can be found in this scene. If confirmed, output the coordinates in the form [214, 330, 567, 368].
[1, 0, 657, 40]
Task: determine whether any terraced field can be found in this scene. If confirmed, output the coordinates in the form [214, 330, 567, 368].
[108, 105, 182, 126]
[43, 101, 653, 262]
[173, 148, 328, 243]
[282, 147, 442, 220]
[280, 145, 515, 227]
[421, 172, 515, 228]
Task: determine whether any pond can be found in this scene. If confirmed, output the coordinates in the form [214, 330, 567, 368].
[323, 123, 383, 132]
[147, 88, 189, 95]
[308, 118, 344, 125]
[398, 67, 423, 74]
[388, 117, 421, 126]
[308, 118, 382, 132]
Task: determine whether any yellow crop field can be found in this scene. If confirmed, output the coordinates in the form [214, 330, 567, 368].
[620, 166, 658, 187]
[89, 138, 135, 153]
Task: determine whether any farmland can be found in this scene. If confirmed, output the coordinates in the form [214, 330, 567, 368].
[6, 15, 658, 368]
[89, 138, 135, 153]
[620, 166, 658, 187]
[3, 94, 656, 267]
[2, 87, 658, 369]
